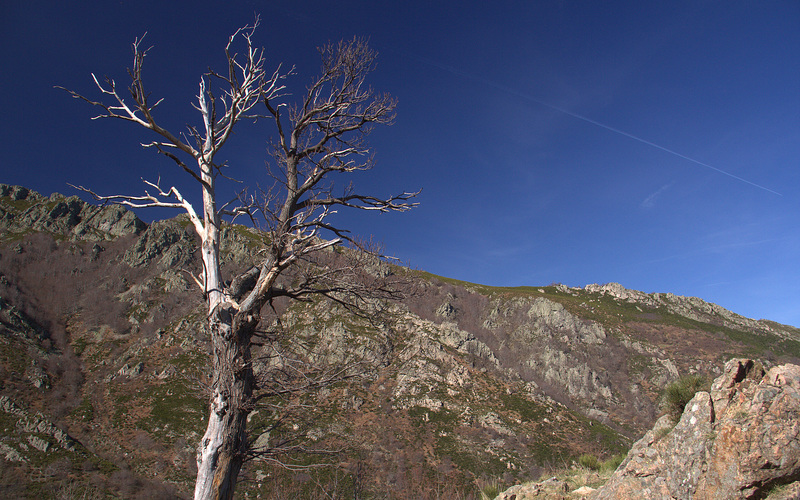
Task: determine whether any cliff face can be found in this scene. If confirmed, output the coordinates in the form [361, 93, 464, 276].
[1, 185, 798, 498]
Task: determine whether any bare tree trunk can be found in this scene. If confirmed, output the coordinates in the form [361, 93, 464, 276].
[195, 304, 258, 500]
[194, 159, 258, 499]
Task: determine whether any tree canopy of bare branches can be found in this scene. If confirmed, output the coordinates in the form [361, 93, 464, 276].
[62, 18, 417, 500]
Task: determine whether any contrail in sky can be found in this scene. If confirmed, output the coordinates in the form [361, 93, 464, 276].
[402, 51, 782, 196]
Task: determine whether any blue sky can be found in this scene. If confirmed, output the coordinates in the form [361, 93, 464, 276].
[2, 1, 799, 327]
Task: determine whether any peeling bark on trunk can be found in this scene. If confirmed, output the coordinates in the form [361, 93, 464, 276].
[194, 304, 258, 500]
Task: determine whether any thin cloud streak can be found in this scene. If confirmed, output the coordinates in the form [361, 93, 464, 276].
[400, 51, 782, 197]
[641, 183, 673, 209]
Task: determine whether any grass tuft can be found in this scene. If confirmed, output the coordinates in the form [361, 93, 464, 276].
[662, 375, 708, 422]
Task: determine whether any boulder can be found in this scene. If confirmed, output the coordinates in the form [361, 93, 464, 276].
[591, 359, 800, 499]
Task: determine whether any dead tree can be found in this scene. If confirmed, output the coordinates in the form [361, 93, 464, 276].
[62, 19, 416, 500]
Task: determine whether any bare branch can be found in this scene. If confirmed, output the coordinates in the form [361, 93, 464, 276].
[142, 141, 208, 187]
[297, 189, 421, 213]
[70, 179, 205, 238]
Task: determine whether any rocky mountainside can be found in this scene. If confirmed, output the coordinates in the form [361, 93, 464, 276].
[1, 184, 799, 498]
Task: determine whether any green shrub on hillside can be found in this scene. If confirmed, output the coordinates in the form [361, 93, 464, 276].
[662, 375, 708, 422]
[578, 453, 600, 470]
[577, 453, 624, 473]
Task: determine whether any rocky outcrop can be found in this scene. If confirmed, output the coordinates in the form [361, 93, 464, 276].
[494, 477, 602, 499]
[0, 295, 51, 389]
[591, 359, 800, 499]
[482, 295, 619, 424]
[585, 282, 786, 337]
[526, 297, 607, 345]
[122, 218, 196, 269]
[0, 396, 78, 459]
[495, 477, 572, 499]
[0, 184, 145, 240]
[389, 311, 498, 408]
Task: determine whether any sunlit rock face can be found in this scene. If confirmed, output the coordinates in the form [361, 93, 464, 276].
[591, 359, 800, 500]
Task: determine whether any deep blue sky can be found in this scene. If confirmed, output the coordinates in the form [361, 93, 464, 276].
[2, 1, 799, 327]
